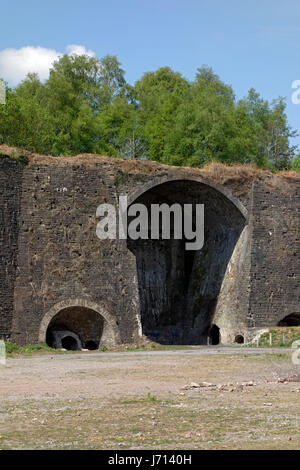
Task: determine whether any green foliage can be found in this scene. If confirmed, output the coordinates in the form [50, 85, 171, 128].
[291, 153, 300, 171]
[5, 341, 54, 356]
[146, 392, 157, 403]
[0, 55, 298, 170]
[0, 152, 28, 165]
[133, 67, 190, 162]
[234, 90, 297, 170]
[254, 327, 300, 348]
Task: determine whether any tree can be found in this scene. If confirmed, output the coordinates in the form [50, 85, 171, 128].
[134, 67, 190, 162]
[164, 66, 237, 166]
[44, 54, 132, 155]
[236, 90, 297, 170]
[291, 153, 300, 171]
[0, 56, 297, 169]
[0, 74, 55, 153]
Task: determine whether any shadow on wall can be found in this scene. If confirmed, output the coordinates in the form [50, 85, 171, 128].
[127, 179, 246, 345]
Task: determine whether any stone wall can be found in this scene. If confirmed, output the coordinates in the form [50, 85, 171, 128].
[0, 152, 299, 345]
[248, 179, 300, 327]
[0, 158, 23, 339]
[9, 161, 139, 344]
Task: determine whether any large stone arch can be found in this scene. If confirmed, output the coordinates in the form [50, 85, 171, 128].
[125, 176, 248, 345]
[126, 175, 248, 221]
[39, 298, 120, 346]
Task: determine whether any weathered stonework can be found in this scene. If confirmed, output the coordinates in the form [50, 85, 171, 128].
[0, 151, 299, 346]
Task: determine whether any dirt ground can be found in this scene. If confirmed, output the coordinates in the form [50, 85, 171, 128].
[1, 346, 300, 450]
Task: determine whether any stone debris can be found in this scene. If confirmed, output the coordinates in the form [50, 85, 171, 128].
[182, 374, 300, 392]
[181, 381, 246, 392]
[242, 380, 255, 386]
[181, 379, 261, 392]
[270, 373, 300, 384]
[190, 382, 201, 388]
[181, 381, 215, 390]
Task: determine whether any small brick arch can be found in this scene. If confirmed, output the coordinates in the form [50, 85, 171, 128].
[126, 175, 248, 221]
[277, 312, 300, 327]
[38, 298, 120, 346]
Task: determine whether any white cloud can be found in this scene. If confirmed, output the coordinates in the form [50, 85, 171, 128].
[66, 45, 95, 58]
[0, 45, 96, 86]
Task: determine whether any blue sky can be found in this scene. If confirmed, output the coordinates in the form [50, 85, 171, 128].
[1, 0, 299, 149]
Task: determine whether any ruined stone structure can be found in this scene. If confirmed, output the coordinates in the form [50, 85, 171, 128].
[0, 151, 299, 347]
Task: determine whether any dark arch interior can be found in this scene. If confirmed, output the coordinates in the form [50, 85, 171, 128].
[85, 340, 98, 350]
[61, 336, 78, 350]
[278, 313, 300, 327]
[46, 306, 104, 350]
[235, 334, 244, 344]
[127, 179, 246, 345]
[209, 324, 220, 345]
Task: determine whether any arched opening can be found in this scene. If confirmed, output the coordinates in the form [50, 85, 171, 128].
[61, 336, 79, 350]
[209, 324, 220, 345]
[235, 334, 244, 344]
[46, 306, 104, 350]
[127, 179, 246, 345]
[85, 340, 98, 350]
[278, 313, 300, 327]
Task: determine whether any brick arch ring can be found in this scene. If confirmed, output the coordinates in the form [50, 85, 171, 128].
[126, 175, 248, 221]
[38, 298, 120, 346]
